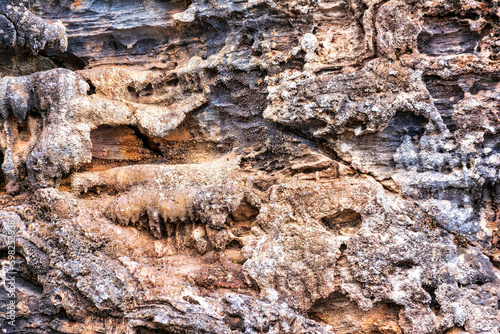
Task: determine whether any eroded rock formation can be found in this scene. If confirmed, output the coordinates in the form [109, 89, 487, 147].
[0, 0, 499, 333]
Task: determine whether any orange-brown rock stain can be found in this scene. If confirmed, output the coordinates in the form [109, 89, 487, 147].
[71, 0, 82, 10]
[308, 291, 403, 334]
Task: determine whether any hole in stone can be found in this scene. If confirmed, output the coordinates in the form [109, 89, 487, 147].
[17, 118, 30, 142]
[205, 67, 218, 80]
[240, 32, 255, 48]
[322, 209, 362, 236]
[127, 83, 155, 99]
[54, 306, 70, 322]
[344, 119, 364, 129]
[86, 80, 96, 95]
[88, 125, 158, 170]
[128, 125, 163, 156]
[418, 16, 482, 56]
[387, 112, 428, 141]
[224, 314, 245, 331]
[297, 118, 328, 136]
[131, 38, 160, 53]
[395, 259, 416, 269]
[127, 86, 139, 99]
[308, 291, 402, 332]
[337, 244, 348, 266]
[226, 239, 242, 251]
[282, 49, 306, 71]
[29, 108, 42, 119]
[109, 40, 127, 52]
[163, 74, 179, 86]
[422, 284, 440, 313]
[140, 83, 154, 97]
[230, 198, 259, 223]
[39, 50, 87, 71]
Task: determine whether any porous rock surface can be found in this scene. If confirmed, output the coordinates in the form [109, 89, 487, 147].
[0, 0, 499, 333]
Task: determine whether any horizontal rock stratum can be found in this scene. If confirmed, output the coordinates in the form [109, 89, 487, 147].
[0, 0, 499, 333]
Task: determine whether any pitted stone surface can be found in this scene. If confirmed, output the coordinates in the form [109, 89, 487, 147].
[0, 1, 499, 333]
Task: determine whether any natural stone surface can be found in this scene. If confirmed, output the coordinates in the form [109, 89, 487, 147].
[0, 0, 499, 333]
[0, 4, 67, 53]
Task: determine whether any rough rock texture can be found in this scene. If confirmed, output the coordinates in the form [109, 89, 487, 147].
[0, 0, 499, 333]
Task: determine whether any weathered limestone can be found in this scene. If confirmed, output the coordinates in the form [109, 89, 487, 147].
[0, 1, 499, 333]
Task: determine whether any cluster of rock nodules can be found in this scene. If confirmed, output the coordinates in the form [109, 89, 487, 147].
[0, 0, 499, 333]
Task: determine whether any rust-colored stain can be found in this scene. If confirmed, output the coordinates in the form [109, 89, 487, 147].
[163, 127, 192, 141]
[90, 125, 156, 161]
[71, 0, 82, 10]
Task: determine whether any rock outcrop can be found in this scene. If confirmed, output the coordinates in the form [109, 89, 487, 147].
[0, 0, 499, 333]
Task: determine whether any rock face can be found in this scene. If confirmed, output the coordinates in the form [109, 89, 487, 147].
[0, 0, 499, 333]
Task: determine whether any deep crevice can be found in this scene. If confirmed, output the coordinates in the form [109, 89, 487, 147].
[395, 260, 416, 269]
[89, 125, 161, 166]
[39, 49, 87, 70]
[86, 80, 96, 95]
[322, 209, 362, 236]
[127, 86, 139, 99]
[423, 75, 462, 132]
[422, 284, 440, 313]
[418, 15, 483, 56]
[128, 125, 164, 157]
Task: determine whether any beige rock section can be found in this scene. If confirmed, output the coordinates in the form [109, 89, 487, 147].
[0, 65, 206, 190]
[71, 155, 242, 194]
[0, 1, 499, 334]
